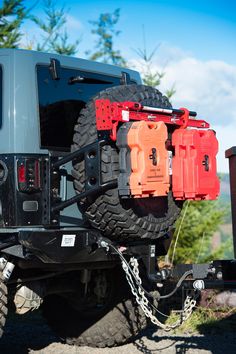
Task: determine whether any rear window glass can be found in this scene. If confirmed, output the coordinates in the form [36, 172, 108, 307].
[37, 65, 121, 151]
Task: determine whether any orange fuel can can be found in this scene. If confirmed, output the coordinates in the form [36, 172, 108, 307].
[117, 121, 170, 198]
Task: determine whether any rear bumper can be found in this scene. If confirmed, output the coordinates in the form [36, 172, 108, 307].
[18, 228, 110, 263]
[0, 227, 118, 264]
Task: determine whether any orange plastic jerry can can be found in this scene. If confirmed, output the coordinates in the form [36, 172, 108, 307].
[117, 121, 170, 198]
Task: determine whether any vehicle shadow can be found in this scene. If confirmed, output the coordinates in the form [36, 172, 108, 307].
[0, 309, 61, 354]
[1, 306, 236, 354]
[132, 312, 236, 354]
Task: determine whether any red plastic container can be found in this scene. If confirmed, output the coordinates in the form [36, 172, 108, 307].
[172, 129, 220, 200]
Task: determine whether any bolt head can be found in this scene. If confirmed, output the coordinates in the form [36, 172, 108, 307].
[193, 279, 205, 290]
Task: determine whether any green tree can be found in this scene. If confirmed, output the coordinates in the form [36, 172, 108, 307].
[0, 0, 27, 48]
[134, 27, 175, 98]
[168, 200, 227, 265]
[88, 8, 126, 66]
[31, 0, 79, 55]
[135, 44, 164, 86]
[136, 45, 176, 99]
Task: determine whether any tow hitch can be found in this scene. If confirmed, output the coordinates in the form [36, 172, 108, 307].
[173, 260, 236, 291]
[99, 238, 236, 331]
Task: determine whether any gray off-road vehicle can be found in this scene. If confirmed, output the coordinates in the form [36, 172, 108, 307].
[1, 48, 234, 348]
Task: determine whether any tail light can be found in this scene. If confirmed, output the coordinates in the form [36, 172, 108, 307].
[17, 158, 41, 192]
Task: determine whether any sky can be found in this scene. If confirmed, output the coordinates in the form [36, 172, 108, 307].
[19, 0, 236, 172]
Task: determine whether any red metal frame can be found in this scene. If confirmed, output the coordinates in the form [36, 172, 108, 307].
[95, 99, 210, 141]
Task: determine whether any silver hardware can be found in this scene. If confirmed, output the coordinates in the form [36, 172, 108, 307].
[2, 261, 15, 281]
[100, 240, 110, 252]
[99, 241, 197, 331]
[121, 257, 197, 331]
[193, 279, 205, 290]
[0, 257, 8, 270]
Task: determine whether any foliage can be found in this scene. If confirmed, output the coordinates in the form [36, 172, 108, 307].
[219, 228, 234, 259]
[220, 201, 231, 223]
[166, 306, 236, 334]
[135, 45, 176, 98]
[168, 200, 227, 265]
[88, 8, 126, 66]
[135, 45, 165, 86]
[133, 27, 176, 98]
[31, 0, 79, 55]
[217, 173, 231, 223]
[0, 0, 27, 48]
[167, 173, 232, 265]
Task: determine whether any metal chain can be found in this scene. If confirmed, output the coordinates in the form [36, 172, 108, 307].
[121, 256, 197, 331]
[99, 240, 197, 331]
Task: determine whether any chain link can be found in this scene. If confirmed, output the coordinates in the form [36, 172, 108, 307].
[100, 240, 197, 331]
[121, 256, 197, 331]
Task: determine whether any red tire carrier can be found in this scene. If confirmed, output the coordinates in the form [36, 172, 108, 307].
[95, 99, 220, 201]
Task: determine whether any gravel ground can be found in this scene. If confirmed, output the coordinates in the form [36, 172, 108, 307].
[0, 310, 236, 354]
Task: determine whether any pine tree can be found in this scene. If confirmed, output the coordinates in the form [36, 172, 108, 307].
[31, 0, 79, 55]
[0, 0, 27, 48]
[134, 26, 175, 98]
[88, 8, 126, 66]
[168, 200, 227, 265]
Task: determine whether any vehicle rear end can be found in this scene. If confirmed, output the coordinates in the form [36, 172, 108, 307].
[0, 49, 223, 348]
[0, 49, 154, 348]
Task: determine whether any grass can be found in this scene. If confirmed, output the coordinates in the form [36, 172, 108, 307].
[166, 305, 236, 334]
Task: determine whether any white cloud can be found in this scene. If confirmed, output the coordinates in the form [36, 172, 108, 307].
[165, 117, 236, 173]
[160, 57, 236, 172]
[155, 42, 193, 66]
[65, 15, 83, 31]
[129, 48, 236, 172]
[160, 58, 236, 127]
[212, 124, 236, 173]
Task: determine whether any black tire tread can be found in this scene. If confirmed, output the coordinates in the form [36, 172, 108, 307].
[66, 298, 147, 347]
[42, 268, 147, 348]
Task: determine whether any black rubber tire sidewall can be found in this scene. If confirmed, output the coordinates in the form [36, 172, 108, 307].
[72, 84, 182, 241]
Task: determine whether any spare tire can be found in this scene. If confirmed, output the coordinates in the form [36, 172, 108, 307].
[72, 84, 182, 242]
